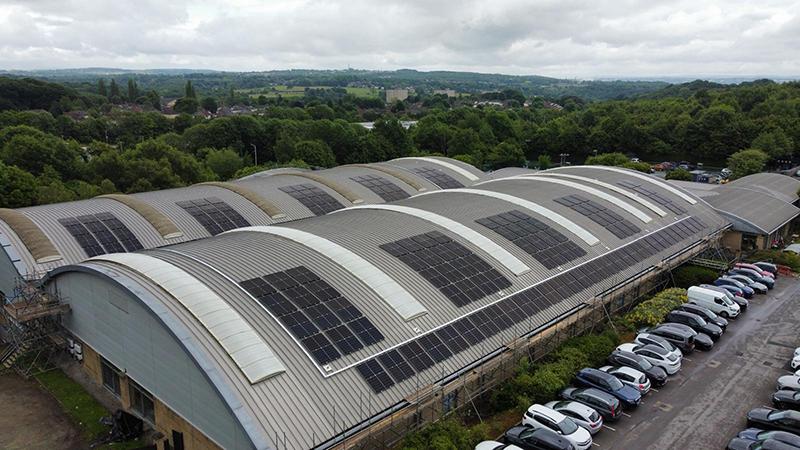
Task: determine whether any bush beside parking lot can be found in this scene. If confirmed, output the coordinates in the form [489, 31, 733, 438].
[750, 249, 800, 272]
[621, 288, 687, 329]
[671, 266, 720, 289]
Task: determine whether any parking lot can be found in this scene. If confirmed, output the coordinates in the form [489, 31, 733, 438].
[591, 275, 800, 449]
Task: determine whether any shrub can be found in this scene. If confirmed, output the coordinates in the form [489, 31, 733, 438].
[665, 168, 691, 181]
[751, 249, 800, 272]
[672, 265, 720, 288]
[400, 418, 487, 450]
[623, 288, 687, 328]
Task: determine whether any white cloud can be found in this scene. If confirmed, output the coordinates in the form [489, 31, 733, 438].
[0, 0, 798, 78]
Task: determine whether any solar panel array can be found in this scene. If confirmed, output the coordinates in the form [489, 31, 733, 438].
[411, 167, 464, 189]
[476, 210, 587, 269]
[617, 180, 687, 215]
[279, 183, 345, 216]
[350, 175, 410, 202]
[176, 197, 250, 235]
[240, 266, 384, 365]
[356, 216, 707, 393]
[380, 231, 512, 307]
[59, 213, 144, 257]
[554, 195, 641, 239]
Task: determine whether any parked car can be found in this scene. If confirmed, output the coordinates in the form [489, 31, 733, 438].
[778, 376, 800, 392]
[476, 441, 525, 450]
[687, 286, 740, 319]
[729, 268, 775, 289]
[634, 332, 682, 357]
[522, 404, 592, 450]
[646, 325, 696, 353]
[726, 274, 769, 294]
[675, 303, 728, 329]
[752, 261, 779, 276]
[503, 426, 575, 450]
[726, 437, 798, 449]
[699, 283, 749, 311]
[738, 429, 800, 447]
[598, 365, 651, 395]
[747, 408, 800, 434]
[573, 368, 641, 408]
[792, 348, 800, 370]
[773, 390, 800, 411]
[664, 310, 723, 341]
[657, 322, 714, 350]
[607, 349, 668, 386]
[735, 263, 776, 279]
[715, 277, 755, 298]
[616, 343, 681, 375]
[544, 401, 603, 435]
[560, 387, 622, 422]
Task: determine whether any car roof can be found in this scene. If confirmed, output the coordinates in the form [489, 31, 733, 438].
[614, 365, 645, 378]
[548, 400, 595, 418]
[528, 404, 567, 422]
[618, 343, 637, 352]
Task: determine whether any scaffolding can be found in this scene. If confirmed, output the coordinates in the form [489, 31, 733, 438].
[0, 273, 69, 377]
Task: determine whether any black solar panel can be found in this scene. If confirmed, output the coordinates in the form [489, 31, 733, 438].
[412, 166, 464, 189]
[477, 210, 587, 269]
[279, 183, 344, 216]
[176, 197, 250, 235]
[381, 231, 512, 307]
[617, 180, 687, 215]
[240, 266, 384, 365]
[350, 175, 410, 201]
[554, 195, 641, 239]
[59, 213, 144, 257]
[355, 216, 708, 393]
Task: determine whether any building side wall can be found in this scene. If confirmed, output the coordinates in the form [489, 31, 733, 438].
[721, 230, 743, 253]
[0, 250, 17, 298]
[54, 271, 253, 450]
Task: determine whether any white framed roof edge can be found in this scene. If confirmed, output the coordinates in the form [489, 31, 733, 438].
[335, 204, 531, 276]
[391, 157, 481, 181]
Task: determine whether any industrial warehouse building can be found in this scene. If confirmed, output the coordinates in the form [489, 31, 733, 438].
[2, 161, 799, 450]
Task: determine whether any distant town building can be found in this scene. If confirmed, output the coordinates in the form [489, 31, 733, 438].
[433, 89, 457, 97]
[385, 88, 409, 103]
[542, 100, 565, 111]
[357, 121, 417, 130]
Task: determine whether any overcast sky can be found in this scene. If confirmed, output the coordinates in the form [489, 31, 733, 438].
[1, 0, 799, 78]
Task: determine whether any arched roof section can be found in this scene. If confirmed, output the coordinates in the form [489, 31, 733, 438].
[196, 181, 286, 219]
[0, 208, 62, 263]
[390, 157, 482, 182]
[97, 194, 184, 239]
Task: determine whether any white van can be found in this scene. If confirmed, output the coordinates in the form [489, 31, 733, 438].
[687, 286, 740, 318]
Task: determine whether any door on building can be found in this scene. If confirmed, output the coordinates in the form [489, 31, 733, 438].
[172, 430, 184, 450]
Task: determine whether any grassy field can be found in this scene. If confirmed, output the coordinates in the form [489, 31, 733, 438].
[35, 369, 145, 450]
[238, 85, 380, 98]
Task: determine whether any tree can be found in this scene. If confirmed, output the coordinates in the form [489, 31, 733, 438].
[585, 152, 629, 166]
[665, 168, 692, 181]
[0, 161, 37, 207]
[486, 141, 525, 169]
[174, 97, 199, 115]
[97, 79, 107, 97]
[294, 140, 336, 167]
[147, 90, 162, 111]
[727, 148, 769, 179]
[127, 79, 139, 102]
[751, 128, 794, 159]
[537, 154, 552, 169]
[185, 80, 197, 99]
[200, 97, 219, 113]
[204, 148, 244, 180]
[109, 79, 121, 103]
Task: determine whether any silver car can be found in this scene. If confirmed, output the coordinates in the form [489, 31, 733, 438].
[544, 400, 604, 435]
[618, 343, 681, 375]
[598, 365, 651, 395]
[777, 375, 800, 392]
[634, 332, 683, 359]
[726, 274, 768, 294]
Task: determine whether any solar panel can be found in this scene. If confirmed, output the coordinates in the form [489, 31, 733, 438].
[279, 183, 344, 215]
[554, 195, 641, 239]
[381, 231, 511, 307]
[412, 166, 464, 189]
[355, 216, 707, 393]
[240, 266, 384, 365]
[176, 197, 250, 235]
[350, 175, 410, 201]
[477, 210, 586, 269]
[617, 180, 687, 214]
[59, 213, 144, 257]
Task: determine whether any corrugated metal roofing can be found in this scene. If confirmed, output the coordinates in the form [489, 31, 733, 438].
[704, 186, 800, 234]
[48, 166, 731, 450]
[728, 172, 800, 204]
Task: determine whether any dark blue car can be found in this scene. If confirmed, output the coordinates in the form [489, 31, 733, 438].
[714, 278, 754, 298]
[574, 368, 642, 409]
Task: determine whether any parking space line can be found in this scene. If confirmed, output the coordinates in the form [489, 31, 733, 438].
[602, 425, 616, 432]
[621, 412, 632, 417]
[682, 357, 693, 362]
[592, 442, 601, 447]
[649, 388, 659, 393]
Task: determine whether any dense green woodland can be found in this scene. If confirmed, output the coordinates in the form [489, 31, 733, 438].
[0, 76, 799, 209]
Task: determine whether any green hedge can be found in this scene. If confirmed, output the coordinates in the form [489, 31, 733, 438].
[400, 419, 489, 450]
[750, 249, 800, 272]
[671, 265, 719, 288]
[622, 287, 687, 329]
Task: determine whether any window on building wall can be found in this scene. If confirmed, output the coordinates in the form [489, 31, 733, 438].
[172, 430, 185, 450]
[129, 380, 155, 423]
[100, 358, 121, 396]
[742, 233, 758, 251]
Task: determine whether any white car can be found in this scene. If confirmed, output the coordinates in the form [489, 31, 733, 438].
[544, 400, 603, 435]
[634, 333, 683, 360]
[777, 375, 800, 392]
[618, 343, 681, 375]
[599, 365, 651, 395]
[523, 404, 593, 450]
[792, 347, 800, 370]
[475, 441, 523, 450]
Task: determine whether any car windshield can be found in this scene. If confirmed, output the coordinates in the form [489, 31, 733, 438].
[557, 418, 578, 435]
[519, 428, 537, 439]
[637, 357, 653, 369]
[607, 376, 624, 390]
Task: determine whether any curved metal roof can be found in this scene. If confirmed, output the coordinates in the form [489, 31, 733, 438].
[727, 172, 800, 204]
[0, 158, 478, 281]
[47, 167, 730, 450]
